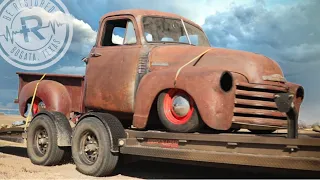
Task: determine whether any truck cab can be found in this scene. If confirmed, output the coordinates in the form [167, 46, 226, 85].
[17, 9, 304, 134]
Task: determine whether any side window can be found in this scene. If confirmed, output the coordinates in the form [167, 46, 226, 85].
[101, 19, 137, 46]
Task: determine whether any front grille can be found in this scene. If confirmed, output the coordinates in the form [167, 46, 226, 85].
[233, 82, 289, 126]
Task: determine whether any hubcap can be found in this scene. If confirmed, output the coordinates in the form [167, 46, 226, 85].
[172, 95, 190, 117]
[163, 89, 195, 125]
[35, 128, 49, 155]
[81, 132, 99, 163]
[38, 101, 46, 111]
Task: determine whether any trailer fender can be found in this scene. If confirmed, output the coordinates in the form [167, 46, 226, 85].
[19, 80, 72, 118]
[133, 66, 236, 130]
[77, 112, 126, 153]
[30, 111, 73, 146]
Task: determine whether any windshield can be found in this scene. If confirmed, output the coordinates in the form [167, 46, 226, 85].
[142, 16, 210, 47]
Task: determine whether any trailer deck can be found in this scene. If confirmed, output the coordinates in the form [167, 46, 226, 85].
[1, 114, 319, 173]
[119, 129, 320, 172]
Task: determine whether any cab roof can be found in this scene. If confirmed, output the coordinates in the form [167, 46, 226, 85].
[100, 9, 202, 30]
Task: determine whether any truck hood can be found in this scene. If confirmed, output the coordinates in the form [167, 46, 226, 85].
[148, 45, 285, 84]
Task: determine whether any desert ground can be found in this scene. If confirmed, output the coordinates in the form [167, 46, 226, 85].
[0, 114, 318, 179]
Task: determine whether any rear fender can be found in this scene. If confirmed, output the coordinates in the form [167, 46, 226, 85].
[19, 80, 72, 118]
[77, 112, 126, 153]
[133, 66, 236, 130]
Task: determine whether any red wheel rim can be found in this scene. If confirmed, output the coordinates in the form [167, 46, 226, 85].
[32, 98, 40, 115]
[163, 89, 194, 125]
[32, 98, 45, 115]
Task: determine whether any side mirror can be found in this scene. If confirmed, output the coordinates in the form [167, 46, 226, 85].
[82, 57, 88, 64]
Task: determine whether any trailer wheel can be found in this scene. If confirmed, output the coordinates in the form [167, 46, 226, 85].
[71, 117, 118, 177]
[157, 89, 203, 132]
[27, 114, 65, 165]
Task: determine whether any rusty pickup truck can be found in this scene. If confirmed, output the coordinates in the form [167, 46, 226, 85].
[17, 9, 304, 133]
[13, 9, 312, 177]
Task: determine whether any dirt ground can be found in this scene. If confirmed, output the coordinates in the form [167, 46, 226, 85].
[0, 115, 319, 179]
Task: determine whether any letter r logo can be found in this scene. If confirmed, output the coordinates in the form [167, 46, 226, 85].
[20, 15, 45, 42]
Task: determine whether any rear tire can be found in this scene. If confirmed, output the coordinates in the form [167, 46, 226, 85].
[157, 89, 203, 133]
[27, 114, 65, 166]
[71, 117, 118, 177]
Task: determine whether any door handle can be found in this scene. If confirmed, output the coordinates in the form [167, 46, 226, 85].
[90, 52, 102, 57]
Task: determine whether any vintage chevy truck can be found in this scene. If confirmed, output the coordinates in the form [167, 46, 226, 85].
[17, 9, 304, 133]
[12, 9, 309, 176]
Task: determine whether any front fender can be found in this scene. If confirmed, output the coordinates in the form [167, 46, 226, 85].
[19, 80, 72, 118]
[133, 66, 236, 130]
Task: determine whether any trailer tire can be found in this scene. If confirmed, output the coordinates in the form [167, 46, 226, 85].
[157, 89, 203, 132]
[27, 114, 65, 166]
[71, 117, 118, 177]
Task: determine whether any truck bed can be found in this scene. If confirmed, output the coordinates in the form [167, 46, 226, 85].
[16, 72, 85, 113]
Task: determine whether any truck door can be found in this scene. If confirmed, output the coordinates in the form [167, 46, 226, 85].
[83, 15, 141, 113]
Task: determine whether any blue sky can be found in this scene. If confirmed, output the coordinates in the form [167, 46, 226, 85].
[0, 0, 319, 124]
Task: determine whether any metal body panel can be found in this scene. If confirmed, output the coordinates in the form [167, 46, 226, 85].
[17, 72, 84, 117]
[133, 67, 235, 130]
[148, 45, 284, 85]
[84, 15, 142, 113]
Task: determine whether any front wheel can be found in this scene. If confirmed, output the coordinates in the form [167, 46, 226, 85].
[71, 117, 118, 177]
[157, 89, 203, 132]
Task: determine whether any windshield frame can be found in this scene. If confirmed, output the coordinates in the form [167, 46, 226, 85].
[140, 15, 211, 47]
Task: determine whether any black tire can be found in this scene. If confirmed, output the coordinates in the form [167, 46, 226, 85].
[27, 114, 65, 166]
[71, 117, 118, 177]
[248, 129, 276, 134]
[157, 89, 203, 133]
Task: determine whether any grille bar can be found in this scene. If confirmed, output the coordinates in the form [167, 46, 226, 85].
[233, 117, 287, 127]
[236, 89, 274, 99]
[234, 107, 286, 118]
[236, 82, 288, 92]
[233, 82, 289, 124]
[235, 99, 277, 109]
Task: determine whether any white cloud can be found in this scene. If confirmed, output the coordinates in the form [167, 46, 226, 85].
[112, 34, 124, 44]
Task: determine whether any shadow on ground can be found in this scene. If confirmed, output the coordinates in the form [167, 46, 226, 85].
[0, 146, 318, 179]
[0, 146, 27, 158]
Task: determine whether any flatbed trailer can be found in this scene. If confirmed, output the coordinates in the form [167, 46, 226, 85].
[1, 121, 319, 173]
[119, 129, 320, 172]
